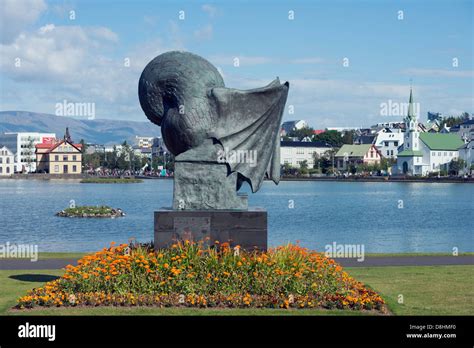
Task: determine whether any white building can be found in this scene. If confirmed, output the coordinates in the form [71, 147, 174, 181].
[0, 132, 56, 172]
[458, 140, 474, 174]
[374, 128, 404, 159]
[0, 146, 15, 176]
[104, 145, 124, 154]
[280, 141, 333, 168]
[134, 136, 154, 148]
[396, 89, 464, 175]
[458, 119, 474, 141]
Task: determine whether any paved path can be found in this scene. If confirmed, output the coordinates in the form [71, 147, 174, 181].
[0, 255, 473, 270]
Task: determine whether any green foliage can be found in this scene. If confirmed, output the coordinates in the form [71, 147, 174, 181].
[449, 158, 466, 175]
[316, 150, 336, 174]
[440, 112, 470, 128]
[287, 126, 315, 141]
[63, 206, 114, 216]
[313, 130, 344, 147]
[281, 163, 297, 176]
[299, 160, 309, 174]
[341, 130, 356, 145]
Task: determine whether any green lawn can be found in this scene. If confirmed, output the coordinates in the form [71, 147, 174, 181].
[1, 265, 472, 316]
[0, 252, 87, 260]
[37, 252, 87, 259]
[347, 265, 474, 315]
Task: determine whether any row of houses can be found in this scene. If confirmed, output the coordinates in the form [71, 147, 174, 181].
[0, 129, 83, 175]
[281, 90, 473, 175]
[0, 132, 56, 173]
[1, 94, 472, 176]
[0, 131, 162, 175]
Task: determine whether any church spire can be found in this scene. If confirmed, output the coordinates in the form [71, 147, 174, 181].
[64, 127, 72, 143]
[407, 87, 415, 120]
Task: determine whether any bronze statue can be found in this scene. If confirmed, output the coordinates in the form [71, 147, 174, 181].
[139, 51, 289, 210]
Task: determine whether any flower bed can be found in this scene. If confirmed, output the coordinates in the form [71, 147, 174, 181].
[56, 206, 125, 218]
[16, 242, 386, 312]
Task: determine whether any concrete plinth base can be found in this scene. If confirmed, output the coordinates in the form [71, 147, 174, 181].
[154, 208, 267, 251]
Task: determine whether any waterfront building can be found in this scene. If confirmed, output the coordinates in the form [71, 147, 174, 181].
[335, 144, 382, 171]
[396, 89, 464, 175]
[133, 146, 152, 159]
[104, 145, 123, 154]
[458, 119, 474, 141]
[280, 140, 332, 168]
[35, 128, 83, 174]
[0, 132, 56, 172]
[134, 136, 154, 148]
[458, 140, 474, 174]
[374, 128, 404, 159]
[0, 145, 15, 176]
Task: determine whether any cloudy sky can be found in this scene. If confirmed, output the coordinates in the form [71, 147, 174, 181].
[0, 0, 472, 128]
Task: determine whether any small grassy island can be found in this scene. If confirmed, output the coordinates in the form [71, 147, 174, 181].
[80, 178, 143, 184]
[16, 242, 387, 313]
[56, 206, 125, 218]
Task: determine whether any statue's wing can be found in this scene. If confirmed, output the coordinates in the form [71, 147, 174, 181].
[208, 78, 289, 193]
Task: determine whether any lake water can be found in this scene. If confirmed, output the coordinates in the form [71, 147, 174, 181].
[0, 179, 472, 253]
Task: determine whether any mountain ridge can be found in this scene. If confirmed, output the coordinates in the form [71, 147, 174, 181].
[0, 111, 161, 144]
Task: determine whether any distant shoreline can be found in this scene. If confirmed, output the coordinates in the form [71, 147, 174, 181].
[0, 174, 472, 184]
[279, 176, 474, 184]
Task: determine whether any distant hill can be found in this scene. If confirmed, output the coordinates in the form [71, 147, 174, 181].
[0, 111, 160, 145]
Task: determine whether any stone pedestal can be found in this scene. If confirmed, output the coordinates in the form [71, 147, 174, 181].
[154, 208, 267, 251]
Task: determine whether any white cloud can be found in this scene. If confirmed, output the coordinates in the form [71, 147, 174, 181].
[0, 19, 185, 121]
[194, 24, 213, 41]
[218, 73, 473, 128]
[0, 0, 47, 44]
[0, 24, 121, 82]
[88, 27, 119, 43]
[202, 4, 218, 18]
[402, 68, 474, 78]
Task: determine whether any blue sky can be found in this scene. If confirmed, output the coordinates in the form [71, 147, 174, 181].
[0, 0, 472, 128]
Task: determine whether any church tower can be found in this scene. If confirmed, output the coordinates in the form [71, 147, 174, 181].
[403, 88, 419, 151]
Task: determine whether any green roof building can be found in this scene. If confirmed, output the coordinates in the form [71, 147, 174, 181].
[396, 89, 465, 176]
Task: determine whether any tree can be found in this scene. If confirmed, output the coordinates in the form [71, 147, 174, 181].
[341, 130, 355, 145]
[299, 160, 309, 174]
[24, 137, 35, 172]
[79, 139, 87, 168]
[83, 152, 102, 170]
[287, 126, 315, 141]
[312, 152, 320, 170]
[313, 130, 343, 147]
[440, 113, 471, 128]
[281, 163, 296, 176]
[449, 158, 466, 176]
[319, 149, 336, 174]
